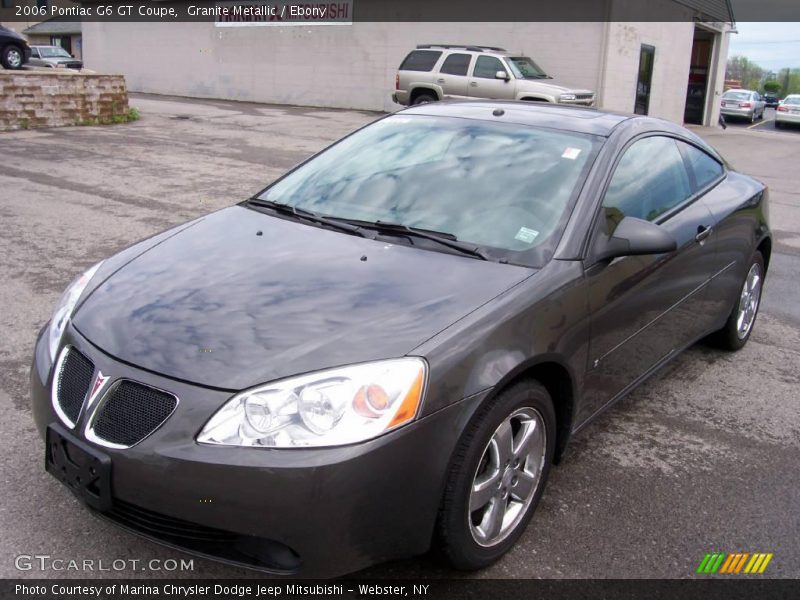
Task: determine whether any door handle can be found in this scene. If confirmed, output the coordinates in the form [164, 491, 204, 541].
[695, 225, 712, 243]
[470, 82, 478, 87]
[436, 78, 445, 84]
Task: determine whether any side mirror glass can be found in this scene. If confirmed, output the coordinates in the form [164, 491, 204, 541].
[594, 216, 677, 263]
[495, 70, 510, 81]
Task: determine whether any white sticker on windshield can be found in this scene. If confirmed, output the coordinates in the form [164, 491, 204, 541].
[515, 227, 540, 244]
[562, 147, 582, 160]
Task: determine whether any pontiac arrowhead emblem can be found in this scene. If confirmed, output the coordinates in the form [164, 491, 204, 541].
[88, 371, 109, 405]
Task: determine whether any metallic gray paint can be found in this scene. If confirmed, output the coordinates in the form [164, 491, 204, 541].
[30, 101, 771, 576]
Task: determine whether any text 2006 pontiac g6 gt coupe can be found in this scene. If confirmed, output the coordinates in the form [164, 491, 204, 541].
[31, 102, 770, 576]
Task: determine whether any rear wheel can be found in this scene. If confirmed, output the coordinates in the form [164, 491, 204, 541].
[435, 380, 555, 570]
[412, 93, 437, 105]
[709, 251, 764, 351]
[1, 45, 24, 70]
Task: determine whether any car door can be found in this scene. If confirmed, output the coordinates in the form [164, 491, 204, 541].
[754, 92, 766, 115]
[436, 53, 473, 99]
[579, 135, 717, 423]
[468, 55, 515, 100]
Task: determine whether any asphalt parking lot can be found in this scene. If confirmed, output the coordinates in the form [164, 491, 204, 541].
[1, 94, 798, 579]
[721, 106, 800, 134]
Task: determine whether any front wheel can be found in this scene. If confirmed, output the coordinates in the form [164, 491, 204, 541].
[1, 45, 24, 70]
[435, 380, 555, 570]
[710, 251, 764, 351]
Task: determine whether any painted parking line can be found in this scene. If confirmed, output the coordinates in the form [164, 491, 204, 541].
[747, 118, 775, 130]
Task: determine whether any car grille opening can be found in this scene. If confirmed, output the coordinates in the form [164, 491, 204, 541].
[106, 499, 302, 572]
[91, 381, 177, 446]
[55, 348, 94, 426]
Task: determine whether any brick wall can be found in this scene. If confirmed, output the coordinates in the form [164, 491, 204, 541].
[0, 71, 128, 131]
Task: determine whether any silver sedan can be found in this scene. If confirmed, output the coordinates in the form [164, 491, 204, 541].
[776, 95, 800, 129]
[720, 89, 766, 123]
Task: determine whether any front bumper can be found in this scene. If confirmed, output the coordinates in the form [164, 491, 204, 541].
[31, 324, 484, 577]
[558, 97, 595, 107]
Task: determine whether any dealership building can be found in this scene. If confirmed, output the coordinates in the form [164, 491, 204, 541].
[81, 0, 734, 126]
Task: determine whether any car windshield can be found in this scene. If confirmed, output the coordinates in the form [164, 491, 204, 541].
[722, 92, 751, 101]
[39, 47, 72, 58]
[783, 96, 800, 105]
[256, 115, 600, 264]
[505, 57, 549, 79]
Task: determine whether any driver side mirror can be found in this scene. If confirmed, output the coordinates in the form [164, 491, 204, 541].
[495, 70, 510, 81]
[593, 216, 677, 263]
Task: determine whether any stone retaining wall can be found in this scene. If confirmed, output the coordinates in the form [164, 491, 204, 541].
[0, 71, 129, 130]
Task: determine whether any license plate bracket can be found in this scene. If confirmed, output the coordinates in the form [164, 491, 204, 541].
[46, 423, 112, 512]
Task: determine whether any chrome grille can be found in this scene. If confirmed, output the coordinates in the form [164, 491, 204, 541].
[54, 347, 94, 427]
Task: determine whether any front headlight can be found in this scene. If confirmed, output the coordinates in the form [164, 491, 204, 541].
[197, 358, 427, 448]
[47, 261, 103, 362]
[559, 93, 577, 102]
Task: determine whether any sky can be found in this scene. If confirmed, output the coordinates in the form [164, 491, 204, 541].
[727, 22, 800, 72]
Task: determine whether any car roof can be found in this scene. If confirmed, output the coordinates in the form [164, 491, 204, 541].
[399, 100, 635, 137]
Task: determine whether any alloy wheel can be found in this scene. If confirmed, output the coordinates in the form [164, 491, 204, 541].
[736, 262, 762, 339]
[468, 407, 546, 547]
[7, 48, 22, 69]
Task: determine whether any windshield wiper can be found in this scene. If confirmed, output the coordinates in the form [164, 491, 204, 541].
[352, 220, 490, 261]
[246, 198, 373, 239]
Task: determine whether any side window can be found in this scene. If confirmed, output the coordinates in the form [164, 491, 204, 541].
[602, 137, 692, 228]
[679, 142, 724, 191]
[399, 50, 442, 72]
[473, 56, 505, 79]
[440, 53, 471, 76]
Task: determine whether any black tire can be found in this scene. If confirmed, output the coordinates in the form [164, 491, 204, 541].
[709, 251, 765, 351]
[1, 45, 24, 70]
[435, 380, 556, 571]
[411, 93, 437, 106]
[775, 120, 783, 129]
[749, 111, 756, 124]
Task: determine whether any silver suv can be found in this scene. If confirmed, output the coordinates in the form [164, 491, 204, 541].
[393, 44, 595, 107]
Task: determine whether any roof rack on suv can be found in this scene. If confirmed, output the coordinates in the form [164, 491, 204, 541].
[415, 44, 507, 53]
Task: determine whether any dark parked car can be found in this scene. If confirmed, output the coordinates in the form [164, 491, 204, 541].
[31, 102, 770, 577]
[0, 24, 31, 70]
[763, 92, 780, 108]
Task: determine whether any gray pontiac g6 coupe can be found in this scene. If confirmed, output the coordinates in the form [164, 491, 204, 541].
[30, 101, 770, 576]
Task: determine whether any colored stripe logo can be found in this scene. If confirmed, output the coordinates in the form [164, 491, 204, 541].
[697, 552, 773, 574]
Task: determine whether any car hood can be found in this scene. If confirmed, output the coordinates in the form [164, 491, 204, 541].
[518, 78, 594, 95]
[73, 206, 533, 390]
[1, 27, 26, 41]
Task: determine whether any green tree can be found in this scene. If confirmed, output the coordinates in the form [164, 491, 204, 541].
[726, 55, 765, 88]
[777, 68, 800, 96]
[763, 80, 781, 94]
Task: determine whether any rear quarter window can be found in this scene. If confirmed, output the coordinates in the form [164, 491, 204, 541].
[399, 50, 442, 72]
[679, 142, 724, 191]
